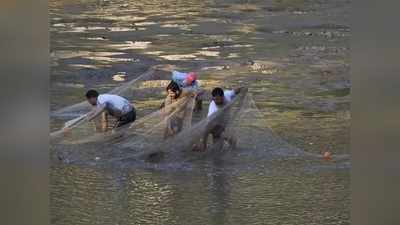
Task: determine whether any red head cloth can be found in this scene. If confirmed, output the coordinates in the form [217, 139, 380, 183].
[186, 72, 197, 84]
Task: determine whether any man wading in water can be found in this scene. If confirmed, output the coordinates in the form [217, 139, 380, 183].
[199, 87, 242, 151]
[85, 90, 136, 131]
[161, 81, 195, 138]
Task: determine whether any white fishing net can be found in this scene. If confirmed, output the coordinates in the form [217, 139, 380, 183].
[51, 68, 156, 118]
[51, 63, 349, 167]
[122, 90, 306, 163]
[50, 66, 199, 142]
[51, 83, 306, 167]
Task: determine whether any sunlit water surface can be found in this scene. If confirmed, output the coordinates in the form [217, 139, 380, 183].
[50, 0, 350, 224]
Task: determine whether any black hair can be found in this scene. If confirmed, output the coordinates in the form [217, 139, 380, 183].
[211, 87, 224, 97]
[85, 89, 99, 98]
[166, 81, 181, 98]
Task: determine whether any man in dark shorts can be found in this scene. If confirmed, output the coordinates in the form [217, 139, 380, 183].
[113, 107, 136, 128]
[85, 89, 136, 130]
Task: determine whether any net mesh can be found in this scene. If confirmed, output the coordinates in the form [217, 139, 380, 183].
[51, 66, 202, 164]
[52, 86, 307, 167]
[123, 90, 306, 163]
[51, 63, 349, 168]
[50, 67, 184, 140]
[51, 68, 160, 118]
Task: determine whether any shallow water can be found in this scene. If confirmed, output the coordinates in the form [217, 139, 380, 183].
[50, 0, 350, 224]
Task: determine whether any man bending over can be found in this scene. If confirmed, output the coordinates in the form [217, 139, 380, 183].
[86, 90, 136, 130]
[200, 87, 242, 150]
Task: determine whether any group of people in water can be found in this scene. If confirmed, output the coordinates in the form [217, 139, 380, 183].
[84, 68, 242, 151]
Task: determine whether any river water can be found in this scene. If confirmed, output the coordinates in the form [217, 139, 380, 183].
[50, 0, 350, 224]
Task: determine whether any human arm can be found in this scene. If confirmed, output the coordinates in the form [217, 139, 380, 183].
[233, 87, 241, 94]
[223, 87, 247, 101]
[61, 106, 105, 135]
[161, 97, 173, 115]
[207, 101, 218, 117]
[87, 104, 106, 121]
[159, 101, 165, 109]
[100, 111, 108, 132]
[227, 87, 244, 97]
[94, 111, 108, 132]
[233, 86, 247, 95]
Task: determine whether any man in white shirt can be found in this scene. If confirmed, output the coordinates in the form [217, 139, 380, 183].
[207, 88, 238, 117]
[86, 89, 136, 129]
[199, 87, 241, 151]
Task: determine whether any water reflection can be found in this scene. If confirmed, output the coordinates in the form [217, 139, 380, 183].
[208, 159, 230, 225]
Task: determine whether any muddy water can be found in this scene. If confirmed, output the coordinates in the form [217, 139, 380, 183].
[50, 0, 350, 224]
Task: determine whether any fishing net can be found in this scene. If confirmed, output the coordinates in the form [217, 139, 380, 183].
[50, 65, 202, 164]
[56, 96, 196, 145]
[52, 85, 305, 167]
[51, 66, 191, 138]
[50, 62, 238, 141]
[51, 68, 157, 118]
[51, 60, 324, 167]
[121, 89, 306, 163]
[51, 63, 349, 168]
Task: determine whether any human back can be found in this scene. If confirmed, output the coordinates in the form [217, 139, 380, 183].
[85, 90, 136, 129]
[97, 94, 133, 115]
